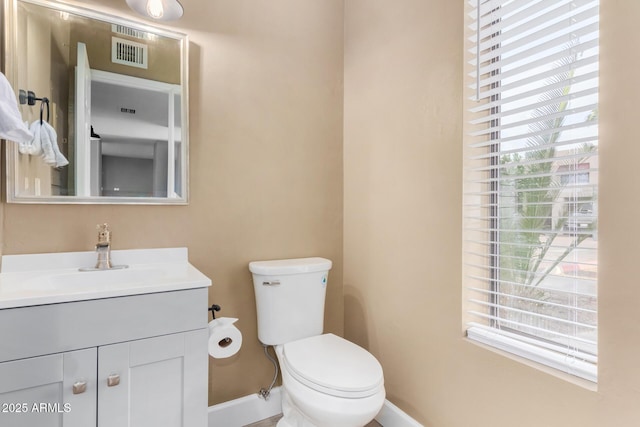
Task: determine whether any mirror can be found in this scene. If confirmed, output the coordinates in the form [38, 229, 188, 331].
[3, 0, 189, 203]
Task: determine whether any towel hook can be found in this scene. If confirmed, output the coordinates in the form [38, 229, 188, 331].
[39, 97, 50, 125]
[18, 89, 50, 124]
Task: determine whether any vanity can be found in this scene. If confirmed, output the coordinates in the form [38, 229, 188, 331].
[0, 248, 211, 427]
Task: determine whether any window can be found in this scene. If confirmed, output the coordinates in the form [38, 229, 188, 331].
[463, 0, 599, 381]
[558, 163, 590, 185]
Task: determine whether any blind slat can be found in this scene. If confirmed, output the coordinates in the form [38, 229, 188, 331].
[471, 167, 599, 184]
[469, 69, 599, 113]
[474, 6, 599, 66]
[466, 258, 598, 277]
[473, 0, 597, 43]
[474, 54, 599, 102]
[470, 104, 597, 137]
[471, 35, 599, 89]
[474, 0, 580, 38]
[470, 87, 599, 125]
[466, 278, 596, 301]
[468, 287, 597, 314]
[464, 240, 596, 254]
[468, 323, 598, 364]
[468, 311, 597, 346]
[469, 136, 597, 158]
[471, 150, 597, 172]
[466, 265, 597, 286]
[469, 299, 597, 330]
[465, 183, 598, 196]
[469, 120, 597, 148]
[472, 0, 544, 30]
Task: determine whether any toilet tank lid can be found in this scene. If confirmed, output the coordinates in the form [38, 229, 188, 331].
[249, 257, 332, 275]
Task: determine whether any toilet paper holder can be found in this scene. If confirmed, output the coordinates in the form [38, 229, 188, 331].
[208, 303, 221, 319]
[208, 304, 232, 347]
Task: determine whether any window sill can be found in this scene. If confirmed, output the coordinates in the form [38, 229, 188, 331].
[466, 324, 597, 385]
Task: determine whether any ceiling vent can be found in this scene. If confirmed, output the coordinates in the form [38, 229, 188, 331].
[111, 24, 150, 40]
[111, 37, 148, 69]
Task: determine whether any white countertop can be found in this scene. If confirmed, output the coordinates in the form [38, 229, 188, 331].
[0, 247, 211, 309]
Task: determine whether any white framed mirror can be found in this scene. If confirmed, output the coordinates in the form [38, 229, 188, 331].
[3, 0, 189, 204]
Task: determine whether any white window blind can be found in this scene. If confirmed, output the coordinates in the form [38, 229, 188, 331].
[463, 0, 599, 382]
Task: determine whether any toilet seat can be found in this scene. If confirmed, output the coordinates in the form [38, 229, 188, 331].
[282, 333, 384, 399]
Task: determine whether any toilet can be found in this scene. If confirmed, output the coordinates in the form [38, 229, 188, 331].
[249, 257, 385, 427]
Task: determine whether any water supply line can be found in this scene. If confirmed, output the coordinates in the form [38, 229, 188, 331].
[258, 345, 278, 400]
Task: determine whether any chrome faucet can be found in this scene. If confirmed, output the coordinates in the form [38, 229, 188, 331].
[95, 223, 113, 270]
[80, 223, 127, 271]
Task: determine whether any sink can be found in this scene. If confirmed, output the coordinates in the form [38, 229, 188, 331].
[22, 265, 168, 291]
[52, 266, 159, 286]
[0, 248, 211, 309]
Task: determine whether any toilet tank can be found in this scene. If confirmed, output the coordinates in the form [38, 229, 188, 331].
[249, 257, 332, 345]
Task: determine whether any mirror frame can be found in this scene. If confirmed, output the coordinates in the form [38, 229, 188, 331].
[3, 0, 189, 204]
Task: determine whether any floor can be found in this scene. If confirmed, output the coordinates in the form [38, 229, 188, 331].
[244, 414, 382, 427]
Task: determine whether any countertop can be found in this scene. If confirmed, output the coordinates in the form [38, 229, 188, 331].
[0, 247, 211, 309]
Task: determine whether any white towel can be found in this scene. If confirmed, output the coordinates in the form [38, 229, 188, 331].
[0, 72, 32, 144]
[23, 120, 68, 168]
[19, 120, 43, 156]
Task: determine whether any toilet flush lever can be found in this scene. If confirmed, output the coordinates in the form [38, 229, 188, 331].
[262, 280, 280, 286]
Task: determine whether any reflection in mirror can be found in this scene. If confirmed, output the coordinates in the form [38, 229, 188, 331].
[4, 0, 188, 203]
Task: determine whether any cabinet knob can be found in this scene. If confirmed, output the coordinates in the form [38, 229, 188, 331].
[72, 381, 87, 394]
[107, 374, 121, 387]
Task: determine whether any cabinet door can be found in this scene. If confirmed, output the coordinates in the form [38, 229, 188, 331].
[0, 348, 97, 427]
[98, 329, 208, 427]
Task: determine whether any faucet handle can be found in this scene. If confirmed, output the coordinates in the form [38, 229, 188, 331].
[97, 223, 111, 245]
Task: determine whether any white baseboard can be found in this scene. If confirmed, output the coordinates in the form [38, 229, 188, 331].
[375, 399, 424, 427]
[208, 387, 282, 427]
[207, 386, 423, 427]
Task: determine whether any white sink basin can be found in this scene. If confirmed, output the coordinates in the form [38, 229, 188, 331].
[21, 265, 167, 291]
[0, 248, 211, 309]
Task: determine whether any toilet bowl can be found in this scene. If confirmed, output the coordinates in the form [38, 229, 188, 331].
[275, 334, 385, 427]
[249, 257, 386, 427]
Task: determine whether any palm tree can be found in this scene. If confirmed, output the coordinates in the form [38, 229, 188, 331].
[494, 53, 597, 336]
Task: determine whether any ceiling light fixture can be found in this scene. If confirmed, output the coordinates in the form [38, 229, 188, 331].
[125, 0, 183, 21]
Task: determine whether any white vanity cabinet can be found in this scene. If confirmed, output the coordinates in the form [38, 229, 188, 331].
[0, 348, 97, 426]
[98, 330, 207, 427]
[0, 284, 209, 427]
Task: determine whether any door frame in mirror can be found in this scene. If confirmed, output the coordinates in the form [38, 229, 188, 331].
[3, 0, 189, 204]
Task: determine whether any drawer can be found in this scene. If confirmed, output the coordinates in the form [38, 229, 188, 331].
[0, 288, 208, 362]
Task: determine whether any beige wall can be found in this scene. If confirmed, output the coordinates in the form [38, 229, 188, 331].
[2, 0, 344, 406]
[344, 1, 640, 427]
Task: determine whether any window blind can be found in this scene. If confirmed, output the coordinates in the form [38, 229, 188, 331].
[463, 0, 599, 382]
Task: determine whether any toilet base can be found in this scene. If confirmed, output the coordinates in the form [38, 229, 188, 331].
[277, 387, 316, 427]
[277, 383, 383, 427]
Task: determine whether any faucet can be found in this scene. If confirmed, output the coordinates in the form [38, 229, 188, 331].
[80, 223, 127, 271]
[95, 223, 113, 270]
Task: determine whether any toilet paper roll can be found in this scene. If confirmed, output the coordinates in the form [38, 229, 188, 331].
[208, 317, 243, 358]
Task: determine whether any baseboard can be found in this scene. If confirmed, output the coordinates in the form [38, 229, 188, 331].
[208, 387, 282, 427]
[207, 387, 423, 427]
[375, 400, 424, 427]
